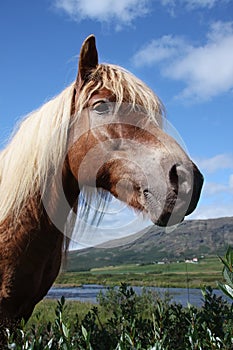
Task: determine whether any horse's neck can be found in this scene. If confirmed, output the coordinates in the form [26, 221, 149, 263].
[0, 159, 79, 265]
[0, 161, 79, 323]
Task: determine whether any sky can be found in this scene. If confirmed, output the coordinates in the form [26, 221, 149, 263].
[0, 0, 233, 247]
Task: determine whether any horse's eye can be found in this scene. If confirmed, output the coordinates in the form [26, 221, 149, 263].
[92, 101, 111, 115]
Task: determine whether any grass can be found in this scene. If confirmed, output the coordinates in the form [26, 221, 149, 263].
[26, 299, 96, 330]
[56, 256, 223, 289]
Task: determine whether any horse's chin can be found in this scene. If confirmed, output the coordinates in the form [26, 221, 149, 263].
[154, 211, 185, 227]
[143, 200, 186, 227]
[155, 215, 184, 227]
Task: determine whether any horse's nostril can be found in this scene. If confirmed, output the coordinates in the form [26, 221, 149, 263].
[169, 163, 192, 196]
[169, 164, 179, 193]
[143, 189, 150, 197]
[176, 164, 192, 195]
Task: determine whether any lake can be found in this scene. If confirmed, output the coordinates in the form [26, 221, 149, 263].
[46, 284, 230, 307]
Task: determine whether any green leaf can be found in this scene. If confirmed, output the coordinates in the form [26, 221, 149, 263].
[61, 295, 65, 306]
[62, 322, 69, 338]
[218, 282, 233, 300]
[218, 256, 230, 270]
[225, 246, 233, 269]
[82, 325, 88, 340]
[223, 266, 233, 287]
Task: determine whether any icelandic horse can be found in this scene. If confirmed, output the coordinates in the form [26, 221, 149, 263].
[0, 35, 203, 338]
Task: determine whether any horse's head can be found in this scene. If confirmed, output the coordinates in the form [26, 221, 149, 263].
[67, 35, 203, 227]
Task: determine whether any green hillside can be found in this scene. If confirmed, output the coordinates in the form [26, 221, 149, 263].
[65, 217, 233, 272]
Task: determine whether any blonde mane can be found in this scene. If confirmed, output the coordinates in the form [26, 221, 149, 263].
[0, 64, 164, 224]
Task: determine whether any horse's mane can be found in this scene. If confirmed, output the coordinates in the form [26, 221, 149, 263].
[0, 64, 164, 224]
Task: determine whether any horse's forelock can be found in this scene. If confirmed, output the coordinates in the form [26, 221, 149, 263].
[75, 64, 164, 128]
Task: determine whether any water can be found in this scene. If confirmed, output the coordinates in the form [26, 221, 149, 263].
[46, 285, 230, 307]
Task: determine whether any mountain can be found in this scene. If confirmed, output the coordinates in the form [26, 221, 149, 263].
[66, 217, 233, 271]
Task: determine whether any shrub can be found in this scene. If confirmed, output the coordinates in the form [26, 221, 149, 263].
[5, 282, 233, 349]
[218, 246, 233, 301]
[4, 248, 233, 349]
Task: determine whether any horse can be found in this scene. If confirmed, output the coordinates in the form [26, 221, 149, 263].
[0, 35, 203, 336]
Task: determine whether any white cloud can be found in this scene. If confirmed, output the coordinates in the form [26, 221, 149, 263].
[195, 154, 233, 174]
[168, 22, 233, 100]
[54, 0, 150, 28]
[53, 0, 230, 29]
[133, 21, 233, 101]
[189, 202, 233, 220]
[160, 0, 227, 12]
[133, 35, 190, 66]
[188, 158, 233, 219]
[204, 182, 228, 196]
[229, 174, 233, 190]
[203, 174, 233, 196]
[182, 0, 218, 9]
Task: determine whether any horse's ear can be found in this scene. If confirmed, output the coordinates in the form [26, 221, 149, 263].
[77, 35, 98, 85]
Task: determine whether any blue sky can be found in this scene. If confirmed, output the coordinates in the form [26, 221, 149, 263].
[0, 0, 233, 246]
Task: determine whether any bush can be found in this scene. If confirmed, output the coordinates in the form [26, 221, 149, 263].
[4, 283, 233, 349]
[4, 248, 233, 349]
[218, 246, 233, 301]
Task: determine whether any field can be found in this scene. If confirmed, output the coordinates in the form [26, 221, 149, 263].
[27, 298, 95, 328]
[30, 256, 223, 325]
[56, 256, 224, 288]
